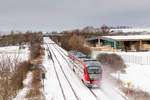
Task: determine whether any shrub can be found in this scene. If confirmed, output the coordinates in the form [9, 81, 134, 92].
[26, 66, 43, 100]
[10, 61, 32, 91]
[0, 57, 12, 100]
[121, 87, 150, 100]
[60, 35, 71, 51]
[0, 56, 31, 100]
[26, 88, 42, 99]
[78, 46, 91, 57]
[0, 32, 43, 46]
[68, 34, 91, 56]
[97, 53, 126, 71]
[40, 47, 45, 56]
[68, 34, 84, 50]
[59, 34, 91, 56]
[31, 68, 42, 87]
[30, 43, 41, 59]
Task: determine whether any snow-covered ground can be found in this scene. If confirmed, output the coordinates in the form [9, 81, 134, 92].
[112, 63, 150, 94]
[43, 37, 127, 100]
[0, 45, 28, 53]
[0, 45, 29, 61]
[92, 50, 150, 94]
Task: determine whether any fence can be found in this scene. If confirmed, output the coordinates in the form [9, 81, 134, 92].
[92, 51, 150, 65]
[118, 54, 150, 65]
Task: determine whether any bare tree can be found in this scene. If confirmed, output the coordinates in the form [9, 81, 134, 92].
[101, 24, 110, 34]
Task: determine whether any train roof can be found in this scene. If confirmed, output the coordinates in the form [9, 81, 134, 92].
[82, 58, 101, 67]
[80, 58, 97, 62]
[69, 51, 86, 58]
[69, 50, 101, 67]
[69, 50, 78, 54]
[84, 61, 101, 68]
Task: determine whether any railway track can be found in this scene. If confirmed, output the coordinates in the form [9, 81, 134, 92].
[46, 44, 66, 100]
[47, 44, 80, 100]
[53, 44, 100, 100]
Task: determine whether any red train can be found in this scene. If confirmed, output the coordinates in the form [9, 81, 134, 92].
[68, 51, 103, 88]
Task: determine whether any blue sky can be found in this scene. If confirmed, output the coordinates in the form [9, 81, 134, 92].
[0, 0, 150, 32]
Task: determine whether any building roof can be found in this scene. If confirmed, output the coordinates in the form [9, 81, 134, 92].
[101, 35, 150, 41]
[86, 35, 150, 42]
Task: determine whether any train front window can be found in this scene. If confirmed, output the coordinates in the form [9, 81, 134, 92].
[87, 66, 100, 74]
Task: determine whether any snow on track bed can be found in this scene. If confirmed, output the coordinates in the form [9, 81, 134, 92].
[46, 44, 79, 100]
[46, 45, 66, 100]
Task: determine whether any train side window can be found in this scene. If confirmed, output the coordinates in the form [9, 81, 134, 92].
[84, 69, 85, 74]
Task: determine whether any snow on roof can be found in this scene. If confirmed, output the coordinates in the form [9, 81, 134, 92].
[111, 28, 150, 33]
[102, 35, 150, 41]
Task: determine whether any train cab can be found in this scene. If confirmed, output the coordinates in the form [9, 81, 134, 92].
[68, 51, 103, 88]
[84, 61, 102, 87]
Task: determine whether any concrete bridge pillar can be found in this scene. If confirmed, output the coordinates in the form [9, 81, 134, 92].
[114, 41, 116, 49]
[98, 38, 101, 47]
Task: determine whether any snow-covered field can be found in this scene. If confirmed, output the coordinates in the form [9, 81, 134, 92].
[112, 63, 150, 94]
[43, 37, 127, 100]
[92, 50, 150, 94]
[0, 45, 29, 61]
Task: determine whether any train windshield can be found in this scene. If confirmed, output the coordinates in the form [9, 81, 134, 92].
[87, 66, 100, 74]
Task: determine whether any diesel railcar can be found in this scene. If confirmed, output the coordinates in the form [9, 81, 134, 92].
[68, 51, 103, 88]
